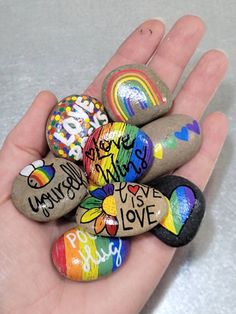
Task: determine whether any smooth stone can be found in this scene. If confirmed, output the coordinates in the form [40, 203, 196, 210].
[150, 175, 205, 247]
[52, 226, 130, 281]
[11, 157, 88, 222]
[102, 64, 172, 126]
[46, 95, 109, 161]
[76, 182, 168, 237]
[140, 114, 202, 183]
[83, 122, 153, 186]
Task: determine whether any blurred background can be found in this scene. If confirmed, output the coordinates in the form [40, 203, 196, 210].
[0, 1, 235, 313]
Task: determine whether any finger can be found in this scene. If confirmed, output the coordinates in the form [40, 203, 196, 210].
[0, 91, 57, 202]
[174, 112, 228, 190]
[85, 19, 165, 98]
[172, 50, 228, 119]
[149, 15, 205, 92]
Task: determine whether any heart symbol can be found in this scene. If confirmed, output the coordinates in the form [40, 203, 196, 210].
[128, 184, 140, 195]
[161, 186, 195, 235]
[186, 120, 200, 135]
[153, 143, 163, 159]
[175, 127, 189, 141]
[85, 148, 95, 161]
[162, 135, 177, 149]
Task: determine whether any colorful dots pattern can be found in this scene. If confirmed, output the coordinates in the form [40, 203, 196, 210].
[46, 95, 109, 161]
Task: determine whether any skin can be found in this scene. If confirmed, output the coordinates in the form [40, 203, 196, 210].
[0, 16, 228, 314]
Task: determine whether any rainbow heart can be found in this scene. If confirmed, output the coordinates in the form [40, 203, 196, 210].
[175, 127, 189, 141]
[161, 186, 195, 235]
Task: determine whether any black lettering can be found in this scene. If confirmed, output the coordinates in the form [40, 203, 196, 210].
[147, 205, 158, 225]
[135, 208, 145, 228]
[120, 208, 133, 230]
[136, 195, 144, 207]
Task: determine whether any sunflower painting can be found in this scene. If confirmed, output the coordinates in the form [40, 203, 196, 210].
[79, 184, 119, 236]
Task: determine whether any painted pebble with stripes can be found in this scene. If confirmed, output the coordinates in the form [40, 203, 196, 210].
[52, 226, 129, 281]
[102, 64, 172, 126]
[76, 182, 168, 237]
[83, 122, 153, 186]
[11, 156, 88, 222]
[150, 175, 205, 247]
[140, 114, 202, 183]
[46, 95, 109, 161]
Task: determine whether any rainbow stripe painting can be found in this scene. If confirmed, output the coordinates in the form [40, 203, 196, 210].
[83, 122, 153, 186]
[105, 68, 167, 122]
[161, 186, 196, 235]
[29, 166, 55, 188]
[52, 227, 129, 281]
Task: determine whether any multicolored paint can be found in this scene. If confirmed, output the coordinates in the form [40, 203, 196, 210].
[161, 186, 196, 235]
[46, 95, 109, 161]
[20, 160, 55, 189]
[105, 68, 167, 122]
[52, 226, 129, 281]
[83, 122, 153, 186]
[153, 120, 201, 160]
[77, 182, 168, 237]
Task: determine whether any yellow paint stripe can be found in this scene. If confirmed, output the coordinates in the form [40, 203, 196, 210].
[80, 232, 99, 281]
[160, 198, 177, 234]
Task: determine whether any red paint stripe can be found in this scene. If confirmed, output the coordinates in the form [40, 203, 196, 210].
[52, 235, 67, 276]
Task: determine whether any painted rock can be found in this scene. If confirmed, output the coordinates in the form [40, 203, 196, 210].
[46, 95, 109, 161]
[76, 182, 168, 237]
[11, 157, 88, 222]
[83, 122, 153, 186]
[102, 64, 172, 126]
[52, 226, 129, 281]
[150, 175, 205, 247]
[140, 114, 202, 183]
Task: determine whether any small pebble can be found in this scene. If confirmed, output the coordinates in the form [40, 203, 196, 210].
[102, 64, 172, 126]
[76, 182, 168, 237]
[83, 122, 153, 186]
[52, 226, 129, 281]
[150, 175, 205, 247]
[12, 157, 88, 222]
[46, 95, 108, 161]
[140, 114, 202, 183]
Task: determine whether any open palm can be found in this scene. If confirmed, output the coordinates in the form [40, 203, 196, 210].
[0, 16, 228, 314]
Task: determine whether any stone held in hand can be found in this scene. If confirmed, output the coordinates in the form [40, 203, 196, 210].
[102, 64, 172, 126]
[150, 175, 205, 247]
[76, 182, 168, 237]
[52, 226, 130, 281]
[11, 156, 88, 222]
[46, 95, 109, 161]
[83, 122, 153, 186]
[140, 114, 202, 183]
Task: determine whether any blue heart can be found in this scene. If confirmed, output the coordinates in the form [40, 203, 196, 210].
[175, 127, 189, 141]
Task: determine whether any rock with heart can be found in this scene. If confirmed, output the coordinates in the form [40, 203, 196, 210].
[102, 64, 172, 126]
[83, 122, 153, 186]
[76, 182, 168, 237]
[11, 156, 88, 222]
[150, 175, 205, 247]
[140, 114, 202, 183]
[52, 226, 129, 281]
[46, 95, 109, 161]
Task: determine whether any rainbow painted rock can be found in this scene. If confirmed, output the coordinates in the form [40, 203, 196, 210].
[46, 95, 109, 161]
[52, 226, 129, 281]
[11, 156, 88, 222]
[83, 122, 153, 186]
[140, 114, 202, 183]
[102, 64, 172, 126]
[150, 175, 205, 247]
[76, 182, 168, 237]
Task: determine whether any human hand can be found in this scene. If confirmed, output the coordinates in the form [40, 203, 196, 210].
[0, 15, 228, 313]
